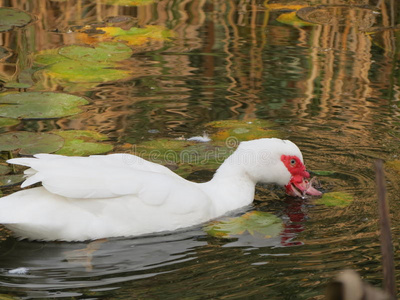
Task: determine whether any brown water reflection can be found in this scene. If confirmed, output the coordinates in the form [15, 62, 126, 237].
[1, 0, 400, 299]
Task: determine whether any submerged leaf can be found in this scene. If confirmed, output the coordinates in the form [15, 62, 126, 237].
[0, 92, 88, 119]
[0, 8, 32, 32]
[204, 211, 283, 238]
[206, 119, 280, 142]
[312, 170, 335, 176]
[0, 131, 64, 155]
[53, 130, 113, 156]
[315, 192, 353, 207]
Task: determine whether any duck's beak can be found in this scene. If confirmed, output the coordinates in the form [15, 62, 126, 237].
[285, 172, 322, 198]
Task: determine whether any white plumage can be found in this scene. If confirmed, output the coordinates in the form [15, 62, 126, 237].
[0, 138, 317, 241]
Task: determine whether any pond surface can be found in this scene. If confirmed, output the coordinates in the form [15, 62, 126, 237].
[0, 0, 400, 299]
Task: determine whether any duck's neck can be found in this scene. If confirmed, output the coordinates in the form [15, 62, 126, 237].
[200, 155, 257, 217]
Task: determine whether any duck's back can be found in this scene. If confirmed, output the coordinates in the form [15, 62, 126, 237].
[0, 154, 214, 241]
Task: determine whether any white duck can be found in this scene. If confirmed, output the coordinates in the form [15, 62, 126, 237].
[0, 138, 321, 241]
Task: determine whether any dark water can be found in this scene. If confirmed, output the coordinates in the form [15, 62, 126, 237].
[1, 0, 400, 299]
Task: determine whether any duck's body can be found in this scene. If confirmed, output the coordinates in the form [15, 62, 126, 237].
[0, 138, 321, 241]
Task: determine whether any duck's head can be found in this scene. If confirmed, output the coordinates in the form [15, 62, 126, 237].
[235, 138, 322, 197]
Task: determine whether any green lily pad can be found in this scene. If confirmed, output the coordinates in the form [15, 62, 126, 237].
[0, 117, 20, 127]
[0, 174, 25, 187]
[58, 42, 132, 62]
[315, 192, 353, 207]
[204, 211, 283, 238]
[0, 131, 64, 155]
[206, 119, 280, 142]
[53, 130, 113, 156]
[0, 8, 32, 32]
[46, 60, 131, 83]
[0, 164, 10, 175]
[33, 43, 133, 88]
[0, 92, 88, 119]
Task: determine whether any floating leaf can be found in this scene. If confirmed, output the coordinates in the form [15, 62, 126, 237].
[58, 42, 132, 62]
[0, 174, 25, 187]
[315, 192, 353, 207]
[204, 211, 283, 238]
[75, 25, 174, 46]
[133, 139, 233, 177]
[296, 5, 378, 30]
[53, 130, 113, 156]
[206, 119, 280, 142]
[0, 92, 88, 119]
[0, 117, 20, 127]
[276, 12, 315, 27]
[0, 164, 10, 175]
[0, 132, 64, 155]
[0, 8, 32, 32]
[33, 43, 133, 89]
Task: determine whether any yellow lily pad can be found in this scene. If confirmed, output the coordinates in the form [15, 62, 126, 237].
[74, 25, 175, 46]
[315, 192, 353, 207]
[204, 211, 283, 238]
[52, 130, 113, 156]
[277, 11, 315, 27]
[386, 160, 400, 174]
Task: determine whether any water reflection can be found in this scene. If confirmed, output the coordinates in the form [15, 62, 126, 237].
[1, 0, 400, 298]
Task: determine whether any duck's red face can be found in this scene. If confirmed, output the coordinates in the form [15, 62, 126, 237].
[281, 155, 322, 197]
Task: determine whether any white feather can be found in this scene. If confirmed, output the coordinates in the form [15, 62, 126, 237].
[0, 138, 304, 241]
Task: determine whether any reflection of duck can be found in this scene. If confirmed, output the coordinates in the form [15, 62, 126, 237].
[0, 138, 321, 241]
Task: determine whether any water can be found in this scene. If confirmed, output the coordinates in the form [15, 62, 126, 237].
[0, 0, 400, 299]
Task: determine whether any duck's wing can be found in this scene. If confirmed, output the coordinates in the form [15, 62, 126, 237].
[7, 153, 186, 199]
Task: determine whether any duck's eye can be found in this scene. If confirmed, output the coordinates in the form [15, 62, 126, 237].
[290, 159, 296, 166]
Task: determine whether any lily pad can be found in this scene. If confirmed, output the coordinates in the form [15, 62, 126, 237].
[0, 92, 89, 119]
[33, 43, 133, 88]
[133, 138, 233, 177]
[58, 42, 132, 62]
[53, 130, 113, 156]
[0, 131, 64, 155]
[315, 192, 353, 207]
[0, 8, 32, 32]
[0, 174, 25, 187]
[0, 118, 20, 127]
[75, 25, 174, 46]
[276, 12, 315, 27]
[206, 119, 280, 142]
[0, 164, 10, 175]
[204, 211, 283, 238]
[296, 5, 378, 30]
